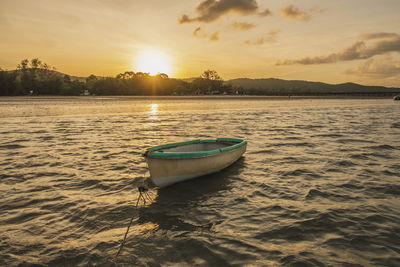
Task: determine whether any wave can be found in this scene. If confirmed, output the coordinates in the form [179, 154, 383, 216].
[1, 98, 400, 266]
[0, 144, 25, 149]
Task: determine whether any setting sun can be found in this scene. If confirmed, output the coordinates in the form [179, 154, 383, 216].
[135, 49, 172, 76]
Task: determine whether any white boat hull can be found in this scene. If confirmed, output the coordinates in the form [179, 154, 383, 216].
[145, 143, 246, 188]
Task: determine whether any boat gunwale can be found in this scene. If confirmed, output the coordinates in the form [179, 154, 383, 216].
[143, 138, 247, 159]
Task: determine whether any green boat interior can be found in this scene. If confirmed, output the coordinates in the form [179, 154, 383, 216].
[143, 138, 246, 159]
[161, 142, 228, 153]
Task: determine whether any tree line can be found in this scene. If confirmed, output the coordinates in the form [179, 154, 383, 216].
[4, 58, 394, 96]
[0, 58, 236, 96]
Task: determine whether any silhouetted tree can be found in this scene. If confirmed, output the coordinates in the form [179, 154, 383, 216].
[155, 73, 168, 79]
[64, 75, 71, 83]
[193, 70, 224, 94]
[85, 74, 98, 94]
[0, 69, 18, 95]
[116, 71, 135, 80]
[13, 58, 76, 95]
[201, 69, 221, 81]
[86, 74, 97, 83]
[61, 80, 86, 95]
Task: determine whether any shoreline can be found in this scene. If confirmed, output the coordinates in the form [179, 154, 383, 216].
[0, 95, 397, 102]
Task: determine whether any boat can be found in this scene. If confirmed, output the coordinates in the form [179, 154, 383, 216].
[143, 138, 247, 188]
[394, 95, 400, 100]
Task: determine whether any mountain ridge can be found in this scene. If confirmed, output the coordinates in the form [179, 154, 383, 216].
[224, 77, 399, 95]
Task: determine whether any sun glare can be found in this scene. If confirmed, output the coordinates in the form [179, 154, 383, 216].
[150, 103, 159, 114]
[136, 49, 172, 76]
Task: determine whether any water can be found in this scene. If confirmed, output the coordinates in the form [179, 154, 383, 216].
[0, 96, 399, 266]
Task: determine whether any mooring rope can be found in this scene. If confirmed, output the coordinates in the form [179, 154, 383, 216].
[115, 186, 154, 259]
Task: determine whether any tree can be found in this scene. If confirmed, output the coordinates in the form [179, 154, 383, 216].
[116, 71, 136, 80]
[85, 74, 98, 94]
[155, 73, 168, 79]
[61, 80, 86, 95]
[86, 74, 97, 83]
[14, 58, 63, 95]
[64, 75, 71, 83]
[0, 69, 18, 95]
[17, 59, 29, 70]
[195, 70, 224, 94]
[201, 69, 221, 81]
[30, 58, 42, 69]
[135, 72, 151, 79]
[17, 59, 34, 94]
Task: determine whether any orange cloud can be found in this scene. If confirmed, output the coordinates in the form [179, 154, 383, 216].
[277, 33, 400, 65]
[179, 0, 266, 24]
[231, 22, 257, 31]
[280, 4, 311, 21]
[209, 31, 219, 41]
[258, 8, 272, 17]
[345, 56, 400, 78]
[245, 29, 280, 45]
[360, 32, 399, 40]
[193, 27, 219, 41]
[193, 27, 207, 38]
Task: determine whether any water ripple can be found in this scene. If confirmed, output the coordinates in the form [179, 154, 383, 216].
[0, 97, 399, 266]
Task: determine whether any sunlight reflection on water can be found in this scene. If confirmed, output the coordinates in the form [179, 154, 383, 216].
[150, 103, 159, 115]
[0, 96, 393, 118]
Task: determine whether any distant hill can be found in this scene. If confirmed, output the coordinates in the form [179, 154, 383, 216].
[180, 77, 198, 83]
[7, 69, 102, 82]
[225, 78, 400, 95]
[7, 69, 86, 82]
[53, 71, 90, 82]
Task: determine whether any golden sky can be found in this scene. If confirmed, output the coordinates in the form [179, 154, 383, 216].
[1, 0, 400, 86]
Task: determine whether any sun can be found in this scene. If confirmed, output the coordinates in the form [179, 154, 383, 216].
[135, 49, 172, 76]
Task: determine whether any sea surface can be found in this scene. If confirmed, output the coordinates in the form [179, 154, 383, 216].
[0, 96, 399, 266]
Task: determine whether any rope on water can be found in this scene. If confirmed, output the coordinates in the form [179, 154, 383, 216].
[115, 186, 154, 259]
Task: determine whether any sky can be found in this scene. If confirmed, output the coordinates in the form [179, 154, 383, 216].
[1, 0, 400, 87]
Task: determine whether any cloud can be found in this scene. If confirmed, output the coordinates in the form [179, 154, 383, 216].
[231, 21, 256, 31]
[259, 8, 272, 17]
[268, 29, 280, 36]
[360, 32, 400, 40]
[179, 0, 265, 24]
[280, 4, 311, 21]
[179, 14, 192, 24]
[193, 27, 219, 41]
[277, 33, 400, 65]
[245, 29, 280, 45]
[209, 31, 219, 41]
[310, 7, 326, 15]
[193, 27, 207, 38]
[252, 37, 265, 45]
[344, 56, 400, 79]
[265, 29, 280, 43]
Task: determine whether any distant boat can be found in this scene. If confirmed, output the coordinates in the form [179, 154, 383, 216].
[143, 138, 247, 188]
[394, 95, 400, 100]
